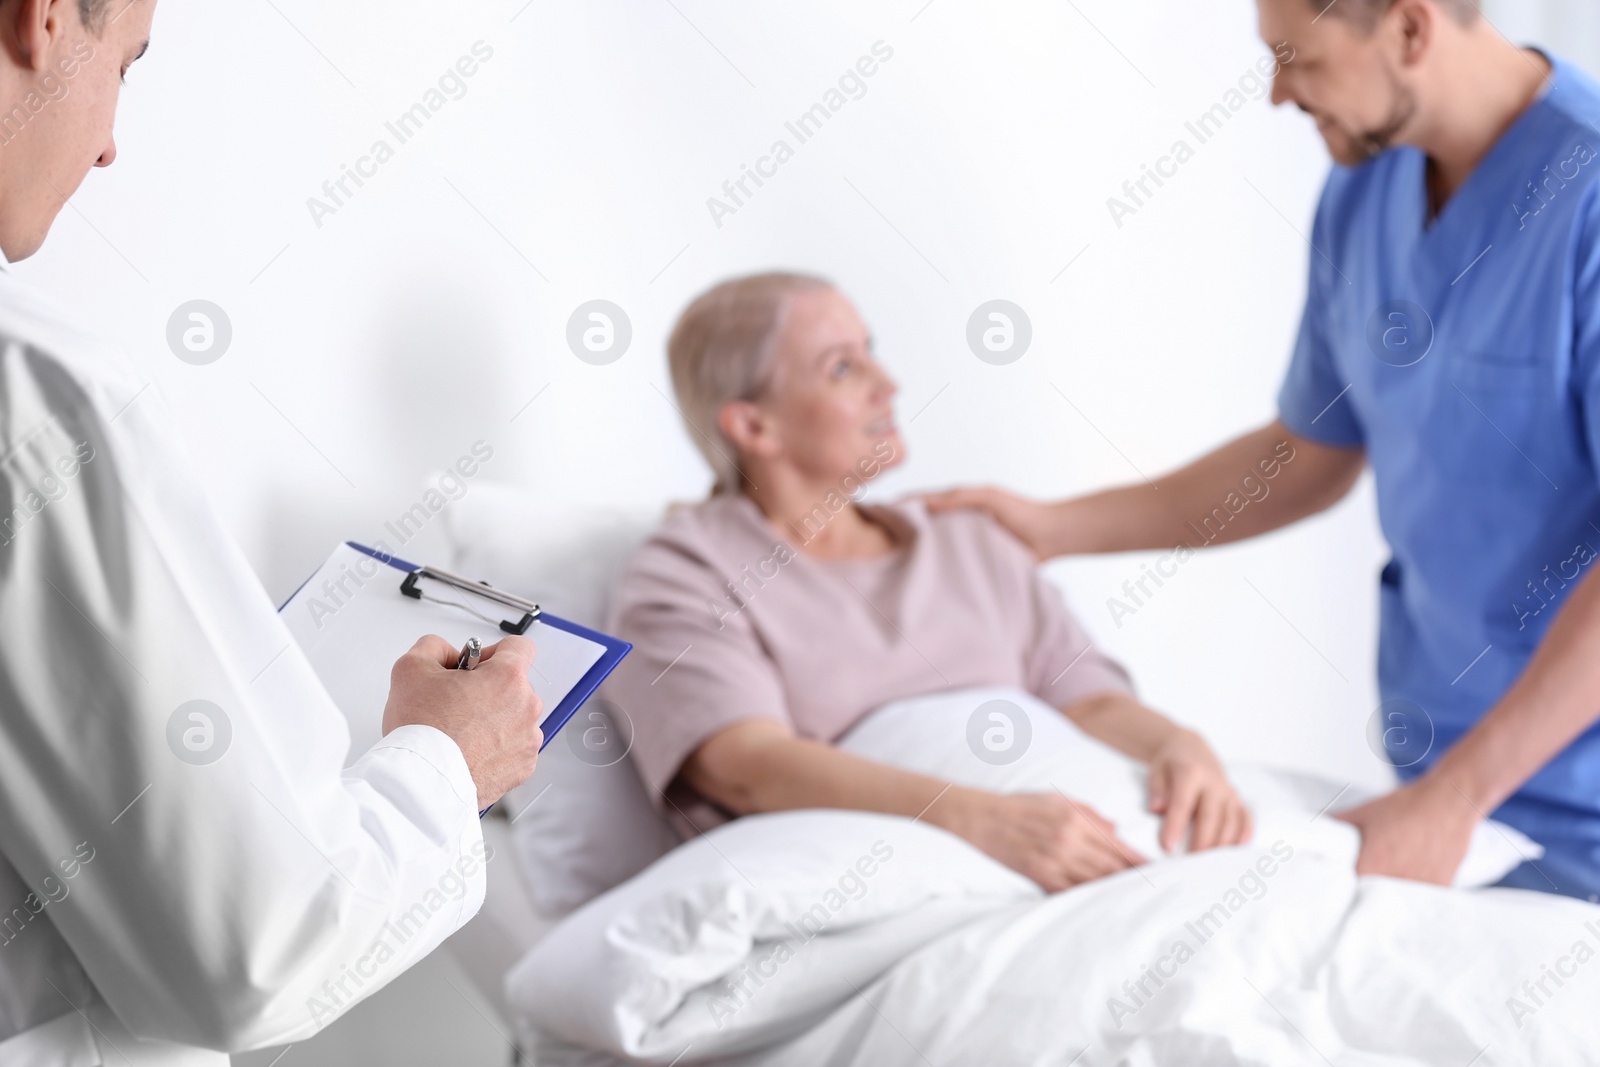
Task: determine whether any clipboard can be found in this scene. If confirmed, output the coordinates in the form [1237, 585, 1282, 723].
[280, 541, 631, 769]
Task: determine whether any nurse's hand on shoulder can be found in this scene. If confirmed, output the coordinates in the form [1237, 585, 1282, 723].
[1334, 776, 1479, 885]
[924, 486, 1064, 560]
[382, 634, 545, 810]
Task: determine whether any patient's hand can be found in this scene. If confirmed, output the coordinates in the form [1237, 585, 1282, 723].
[1147, 730, 1253, 853]
[939, 789, 1146, 893]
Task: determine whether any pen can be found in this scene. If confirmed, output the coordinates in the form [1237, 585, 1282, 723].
[460, 636, 486, 818]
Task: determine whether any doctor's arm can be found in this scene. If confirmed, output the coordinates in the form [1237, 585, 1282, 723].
[0, 367, 543, 1052]
[1337, 525, 1600, 883]
[926, 419, 1365, 559]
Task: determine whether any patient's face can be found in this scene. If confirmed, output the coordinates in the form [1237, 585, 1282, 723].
[756, 287, 904, 487]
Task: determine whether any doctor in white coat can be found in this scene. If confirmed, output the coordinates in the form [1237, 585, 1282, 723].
[0, 1, 546, 1063]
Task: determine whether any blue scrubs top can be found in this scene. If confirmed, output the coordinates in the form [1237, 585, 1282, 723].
[1278, 54, 1600, 865]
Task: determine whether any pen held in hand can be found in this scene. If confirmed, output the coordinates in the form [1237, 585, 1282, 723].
[459, 637, 484, 816]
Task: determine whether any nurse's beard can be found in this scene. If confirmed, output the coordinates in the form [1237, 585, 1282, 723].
[1354, 77, 1419, 159]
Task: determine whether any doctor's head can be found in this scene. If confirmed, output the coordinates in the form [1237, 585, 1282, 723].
[1257, 0, 1483, 166]
[0, 0, 154, 260]
[668, 272, 904, 499]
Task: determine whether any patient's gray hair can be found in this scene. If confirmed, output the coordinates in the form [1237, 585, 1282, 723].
[667, 271, 833, 495]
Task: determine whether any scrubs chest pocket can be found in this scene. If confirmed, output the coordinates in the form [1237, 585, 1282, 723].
[1434, 356, 1572, 489]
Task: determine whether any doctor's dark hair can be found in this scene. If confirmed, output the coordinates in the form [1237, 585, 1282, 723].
[667, 271, 833, 495]
[1313, 0, 1479, 29]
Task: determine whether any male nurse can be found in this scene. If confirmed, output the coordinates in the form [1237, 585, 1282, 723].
[934, 0, 1600, 899]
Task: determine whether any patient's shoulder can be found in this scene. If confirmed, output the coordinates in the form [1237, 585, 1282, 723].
[890, 494, 1034, 566]
[622, 496, 734, 569]
[614, 495, 780, 597]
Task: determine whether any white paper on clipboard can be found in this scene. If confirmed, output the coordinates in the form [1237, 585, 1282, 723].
[281, 542, 607, 763]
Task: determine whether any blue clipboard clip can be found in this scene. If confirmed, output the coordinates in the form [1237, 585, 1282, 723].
[340, 544, 632, 819]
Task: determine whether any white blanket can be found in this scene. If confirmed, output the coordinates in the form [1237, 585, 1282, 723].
[508, 689, 1592, 1066]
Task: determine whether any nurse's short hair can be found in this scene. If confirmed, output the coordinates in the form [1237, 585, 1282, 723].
[80, 0, 113, 31]
[667, 271, 833, 495]
[1315, 0, 1479, 29]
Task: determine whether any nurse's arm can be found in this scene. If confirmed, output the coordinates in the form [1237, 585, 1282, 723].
[926, 419, 1364, 559]
[1339, 567, 1600, 884]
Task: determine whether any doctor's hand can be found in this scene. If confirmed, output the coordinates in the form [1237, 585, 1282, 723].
[382, 634, 545, 810]
[923, 486, 1066, 560]
[1335, 776, 1479, 885]
[937, 788, 1146, 893]
[1146, 730, 1253, 853]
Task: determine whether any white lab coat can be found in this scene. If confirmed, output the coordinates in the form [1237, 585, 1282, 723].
[0, 268, 489, 1064]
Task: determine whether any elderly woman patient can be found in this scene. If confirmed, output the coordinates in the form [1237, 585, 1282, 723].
[606, 272, 1251, 892]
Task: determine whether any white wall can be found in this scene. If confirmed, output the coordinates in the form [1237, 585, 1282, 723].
[30, 0, 1539, 804]
[22, 3, 1593, 1063]
[1486, 0, 1600, 74]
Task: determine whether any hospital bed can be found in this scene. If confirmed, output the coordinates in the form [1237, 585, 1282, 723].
[438, 486, 1599, 1067]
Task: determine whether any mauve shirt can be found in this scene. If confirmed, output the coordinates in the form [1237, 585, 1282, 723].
[604, 494, 1133, 833]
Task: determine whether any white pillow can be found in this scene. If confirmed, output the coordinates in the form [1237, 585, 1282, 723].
[838, 686, 1541, 889]
[442, 481, 659, 627]
[503, 699, 681, 919]
[441, 482, 680, 918]
[504, 810, 1038, 1060]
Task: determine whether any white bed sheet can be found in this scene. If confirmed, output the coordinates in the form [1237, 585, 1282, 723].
[723, 852, 1600, 1067]
[508, 689, 1587, 1066]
